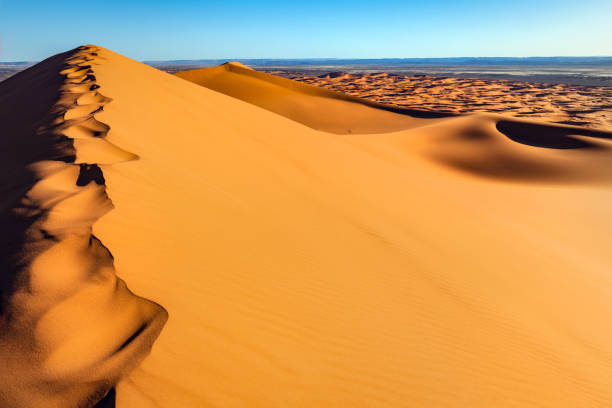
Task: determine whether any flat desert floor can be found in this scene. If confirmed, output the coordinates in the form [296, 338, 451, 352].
[2, 46, 612, 408]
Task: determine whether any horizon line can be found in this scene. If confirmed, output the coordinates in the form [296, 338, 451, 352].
[3, 55, 612, 64]
[145, 55, 612, 61]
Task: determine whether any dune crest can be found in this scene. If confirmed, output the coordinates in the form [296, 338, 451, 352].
[84, 47, 612, 407]
[175, 62, 452, 134]
[0, 45, 166, 408]
[177, 63, 612, 184]
[3, 45, 612, 408]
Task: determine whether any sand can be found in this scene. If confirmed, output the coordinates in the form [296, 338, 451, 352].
[287, 72, 612, 131]
[175, 63, 450, 134]
[0, 46, 167, 408]
[2, 45, 612, 407]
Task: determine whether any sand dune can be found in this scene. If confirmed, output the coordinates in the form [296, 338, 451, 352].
[178, 64, 612, 183]
[0, 46, 166, 408]
[289, 72, 612, 131]
[175, 63, 451, 134]
[2, 46, 612, 407]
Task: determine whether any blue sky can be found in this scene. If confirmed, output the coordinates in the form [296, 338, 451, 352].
[1, 0, 611, 61]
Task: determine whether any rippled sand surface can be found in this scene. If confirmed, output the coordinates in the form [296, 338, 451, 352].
[291, 72, 612, 130]
[2, 47, 612, 407]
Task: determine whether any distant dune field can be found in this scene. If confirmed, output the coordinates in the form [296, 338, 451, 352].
[2, 45, 612, 407]
[282, 72, 612, 131]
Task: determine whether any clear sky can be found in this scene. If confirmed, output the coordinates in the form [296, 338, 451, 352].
[1, 0, 611, 61]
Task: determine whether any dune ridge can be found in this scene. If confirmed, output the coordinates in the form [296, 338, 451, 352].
[175, 63, 452, 134]
[0, 45, 166, 408]
[178, 62, 612, 184]
[81, 47, 612, 407]
[3, 45, 612, 408]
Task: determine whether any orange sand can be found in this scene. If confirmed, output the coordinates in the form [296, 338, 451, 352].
[289, 72, 612, 131]
[175, 63, 449, 134]
[2, 46, 612, 407]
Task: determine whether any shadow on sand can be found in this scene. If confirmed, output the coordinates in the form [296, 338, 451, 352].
[0, 49, 76, 311]
[496, 120, 612, 149]
[94, 388, 116, 408]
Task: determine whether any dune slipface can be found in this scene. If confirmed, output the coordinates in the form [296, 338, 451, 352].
[3, 46, 612, 408]
[0, 46, 166, 408]
[175, 63, 452, 134]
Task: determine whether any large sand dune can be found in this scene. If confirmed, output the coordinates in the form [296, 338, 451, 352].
[175, 63, 451, 134]
[2, 45, 612, 407]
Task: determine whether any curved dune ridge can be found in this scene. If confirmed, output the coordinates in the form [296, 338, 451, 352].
[178, 62, 612, 183]
[0, 46, 167, 408]
[2, 45, 612, 408]
[175, 62, 453, 134]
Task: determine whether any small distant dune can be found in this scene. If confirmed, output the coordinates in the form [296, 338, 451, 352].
[2, 46, 612, 408]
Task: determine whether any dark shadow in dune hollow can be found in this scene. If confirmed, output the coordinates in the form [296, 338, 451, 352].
[380, 105, 456, 119]
[94, 388, 116, 408]
[496, 120, 612, 149]
[77, 163, 106, 186]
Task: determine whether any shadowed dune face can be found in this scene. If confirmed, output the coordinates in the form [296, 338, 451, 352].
[93, 388, 116, 408]
[0, 46, 166, 408]
[386, 115, 612, 183]
[0, 50, 75, 312]
[496, 120, 612, 149]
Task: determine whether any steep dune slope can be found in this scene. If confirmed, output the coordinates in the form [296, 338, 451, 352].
[175, 63, 451, 134]
[0, 46, 166, 408]
[3, 45, 612, 408]
[87, 48, 612, 407]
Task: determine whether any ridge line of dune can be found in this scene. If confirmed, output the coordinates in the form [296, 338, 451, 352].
[51, 44, 168, 402]
[0, 45, 167, 408]
[221, 62, 451, 117]
[177, 63, 455, 120]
